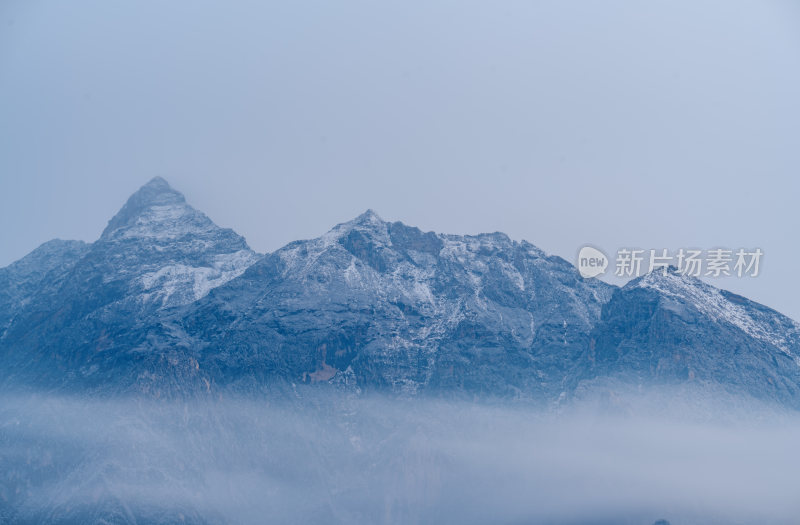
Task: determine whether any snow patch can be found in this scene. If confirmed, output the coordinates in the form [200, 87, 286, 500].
[139, 249, 258, 306]
[635, 271, 800, 355]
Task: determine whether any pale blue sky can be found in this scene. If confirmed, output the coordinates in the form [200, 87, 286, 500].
[1, 0, 799, 318]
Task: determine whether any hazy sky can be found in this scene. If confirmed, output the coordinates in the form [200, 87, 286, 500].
[1, 1, 799, 318]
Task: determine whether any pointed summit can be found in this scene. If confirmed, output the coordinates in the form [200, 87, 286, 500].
[128, 176, 184, 205]
[325, 209, 388, 240]
[139, 176, 178, 195]
[102, 177, 186, 238]
[352, 209, 384, 226]
[100, 177, 199, 240]
[627, 264, 703, 293]
[87, 177, 257, 306]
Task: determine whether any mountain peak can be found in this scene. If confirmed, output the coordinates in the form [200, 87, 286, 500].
[100, 178, 200, 240]
[324, 209, 388, 241]
[628, 265, 701, 290]
[140, 176, 175, 193]
[127, 176, 184, 206]
[353, 209, 384, 225]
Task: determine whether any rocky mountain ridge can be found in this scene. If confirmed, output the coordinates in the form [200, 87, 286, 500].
[2, 178, 798, 407]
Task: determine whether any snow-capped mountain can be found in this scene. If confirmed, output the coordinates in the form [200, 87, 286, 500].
[173, 208, 613, 397]
[99, 176, 258, 308]
[0, 239, 89, 339]
[589, 267, 800, 405]
[2, 178, 799, 408]
[0, 178, 258, 387]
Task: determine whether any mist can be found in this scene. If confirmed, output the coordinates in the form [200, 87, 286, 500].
[2, 389, 799, 524]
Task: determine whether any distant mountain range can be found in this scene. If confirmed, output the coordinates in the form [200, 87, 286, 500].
[2, 177, 799, 406]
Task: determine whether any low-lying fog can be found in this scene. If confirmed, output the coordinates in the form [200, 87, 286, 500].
[1, 387, 799, 524]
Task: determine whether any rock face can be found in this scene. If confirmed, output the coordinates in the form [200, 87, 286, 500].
[177, 209, 612, 397]
[0, 178, 258, 388]
[1, 178, 800, 407]
[97, 176, 258, 309]
[0, 239, 90, 338]
[589, 268, 800, 406]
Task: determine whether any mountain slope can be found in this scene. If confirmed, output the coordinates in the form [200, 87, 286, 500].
[0, 239, 90, 340]
[169, 210, 613, 398]
[588, 268, 800, 406]
[0, 178, 259, 388]
[2, 178, 799, 409]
